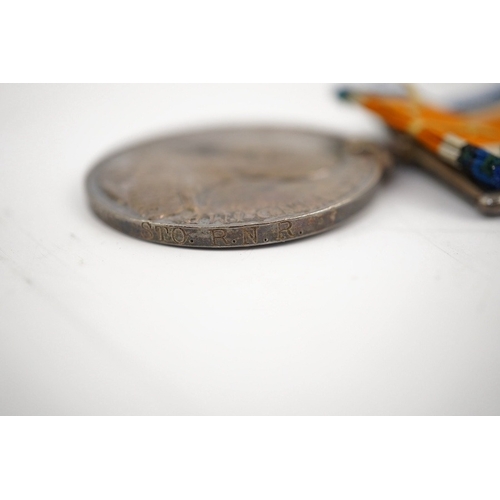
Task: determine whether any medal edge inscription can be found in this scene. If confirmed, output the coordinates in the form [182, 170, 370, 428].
[86, 127, 384, 248]
[87, 179, 379, 248]
[88, 188, 340, 247]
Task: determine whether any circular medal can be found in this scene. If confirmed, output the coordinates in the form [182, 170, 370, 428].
[86, 126, 388, 248]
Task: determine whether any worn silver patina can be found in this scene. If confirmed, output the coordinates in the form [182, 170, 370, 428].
[86, 127, 389, 248]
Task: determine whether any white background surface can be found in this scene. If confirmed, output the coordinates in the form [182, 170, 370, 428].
[1, 84, 499, 415]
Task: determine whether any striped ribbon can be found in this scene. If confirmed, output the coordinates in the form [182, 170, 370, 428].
[339, 86, 500, 190]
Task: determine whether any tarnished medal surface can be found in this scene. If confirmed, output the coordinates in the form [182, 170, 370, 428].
[86, 127, 388, 248]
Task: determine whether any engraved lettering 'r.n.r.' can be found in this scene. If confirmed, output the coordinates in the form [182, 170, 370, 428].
[277, 221, 293, 240]
[211, 229, 229, 245]
[242, 226, 258, 245]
